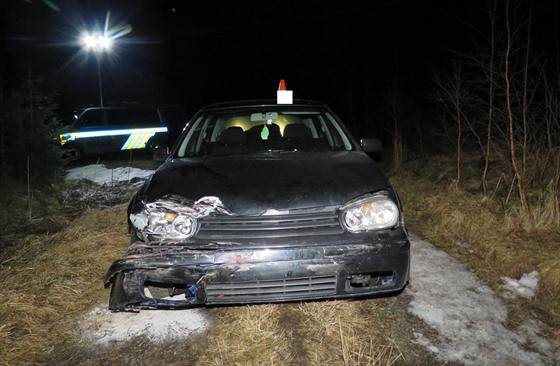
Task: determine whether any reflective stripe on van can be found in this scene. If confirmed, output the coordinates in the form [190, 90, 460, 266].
[59, 126, 168, 150]
[121, 127, 167, 150]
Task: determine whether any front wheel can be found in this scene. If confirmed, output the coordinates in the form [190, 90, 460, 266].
[62, 145, 83, 162]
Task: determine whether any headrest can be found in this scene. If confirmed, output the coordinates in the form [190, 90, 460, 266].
[218, 126, 246, 144]
[283, 123, 311, 138]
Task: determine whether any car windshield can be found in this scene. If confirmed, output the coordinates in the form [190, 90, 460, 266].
[175, 105, 356, 157]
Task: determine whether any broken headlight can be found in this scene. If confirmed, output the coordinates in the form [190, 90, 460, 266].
[339, 194, 399, 232]
[130, 195, 233, 242]
[132, 209, 198, 240]
[148, 210, 197, 239]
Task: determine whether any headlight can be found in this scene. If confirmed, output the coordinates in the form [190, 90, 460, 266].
[145, 210, 198, 239]
[130, 195, 232, 243]
[59, 134, 67, 145]
[340, 194, 399, 232]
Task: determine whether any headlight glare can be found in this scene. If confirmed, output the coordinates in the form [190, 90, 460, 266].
[340, 195, 399, 232]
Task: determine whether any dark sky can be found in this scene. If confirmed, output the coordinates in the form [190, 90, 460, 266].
[1, 0, 558, 124]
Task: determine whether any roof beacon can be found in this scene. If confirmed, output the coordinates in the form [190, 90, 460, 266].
[277, 79, 293, 104]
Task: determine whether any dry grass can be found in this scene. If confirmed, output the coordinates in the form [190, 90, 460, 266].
[0, 205, 130, 366]
[193, 300, 404, 366]
[296, 301, 404, 366]
[389, 156, 560, 341]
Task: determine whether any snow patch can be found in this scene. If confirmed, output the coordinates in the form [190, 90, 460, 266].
[79, 305, 210, 345]
[65, 164, 154, 185]
[406, 234, 559, 366]
[502, 271, 539, 299]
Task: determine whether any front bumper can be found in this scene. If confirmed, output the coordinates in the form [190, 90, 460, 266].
[104, 236, 410, 311]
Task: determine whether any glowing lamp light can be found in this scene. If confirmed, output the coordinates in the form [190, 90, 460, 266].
[82, 33, 112, 52]
[80, 31, 113, 106]
[277, 79, 293, 104]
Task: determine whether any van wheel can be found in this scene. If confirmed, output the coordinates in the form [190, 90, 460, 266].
[63, 145, 83, 161]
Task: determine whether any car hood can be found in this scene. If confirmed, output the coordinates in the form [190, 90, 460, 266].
[141, 151, 392, 216]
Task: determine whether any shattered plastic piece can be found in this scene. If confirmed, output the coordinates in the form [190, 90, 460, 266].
[145, 195, 233, 218]
[188, 285, 197, 296]
[193, 196, 233, 216]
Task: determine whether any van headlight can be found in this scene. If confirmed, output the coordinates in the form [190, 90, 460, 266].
[339, 194, 400, 232]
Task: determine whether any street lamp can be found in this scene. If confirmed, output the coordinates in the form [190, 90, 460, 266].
[82, 33, 112, 107]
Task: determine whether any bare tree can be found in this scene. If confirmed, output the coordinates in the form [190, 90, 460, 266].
[431, 61, 481, 191]
[503, 0, 532, 217]
[482, 0, 499, 194]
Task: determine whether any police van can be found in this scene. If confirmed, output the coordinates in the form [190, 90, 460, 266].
[57, 105, 168, 160]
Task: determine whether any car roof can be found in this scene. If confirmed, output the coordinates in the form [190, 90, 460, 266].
[197, 99, 329, 112]
[81, 105, 159, 111]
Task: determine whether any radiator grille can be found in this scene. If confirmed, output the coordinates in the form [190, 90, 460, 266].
[205, 275, 337, 303]
[197, 211, 343, 239]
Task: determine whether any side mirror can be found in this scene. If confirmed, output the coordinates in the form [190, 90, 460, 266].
[360, 138, 382, 153]
[152, 145, 169, 161]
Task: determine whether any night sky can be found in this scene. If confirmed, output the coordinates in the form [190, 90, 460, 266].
[1, 0, 558, 130]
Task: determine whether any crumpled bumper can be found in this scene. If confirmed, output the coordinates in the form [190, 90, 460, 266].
[104, 237, 410, 312]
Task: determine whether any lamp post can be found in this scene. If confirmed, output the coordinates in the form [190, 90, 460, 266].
[82, 33, 112, 107]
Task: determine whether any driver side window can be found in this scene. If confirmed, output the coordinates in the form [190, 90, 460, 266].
[76, 109, 104, 128]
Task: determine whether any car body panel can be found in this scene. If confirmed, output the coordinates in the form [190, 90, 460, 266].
[141, 152, 391, 216]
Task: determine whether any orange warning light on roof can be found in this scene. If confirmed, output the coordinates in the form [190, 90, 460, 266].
[277, 79, 293, 104]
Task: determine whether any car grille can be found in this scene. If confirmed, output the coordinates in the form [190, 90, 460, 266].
[197, 211, 343, 239]
[205, 275, 338, 303]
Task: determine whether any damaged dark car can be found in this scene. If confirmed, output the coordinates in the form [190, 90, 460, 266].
[104, 98, 410, 311]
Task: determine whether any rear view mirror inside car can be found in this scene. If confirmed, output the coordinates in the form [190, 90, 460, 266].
[250, 112, 278, 122]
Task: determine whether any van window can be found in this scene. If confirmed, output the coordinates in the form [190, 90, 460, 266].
[130, 109, 161, 126]
[76, 109, 104, 128]
[104, 109, 161, 127]
[106, 109, 131, 126]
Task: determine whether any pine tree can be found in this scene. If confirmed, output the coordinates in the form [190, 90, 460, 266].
[0, 78, 65, 186]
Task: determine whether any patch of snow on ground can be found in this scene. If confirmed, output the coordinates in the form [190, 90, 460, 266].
[406, 234, 559, 366]
[502, 270, 540, 299]
[79, 305, 210, 345]
[65, 164, 154, 185]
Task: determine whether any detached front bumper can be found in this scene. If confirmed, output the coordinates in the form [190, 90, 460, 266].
[104, 237, 410, 311]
